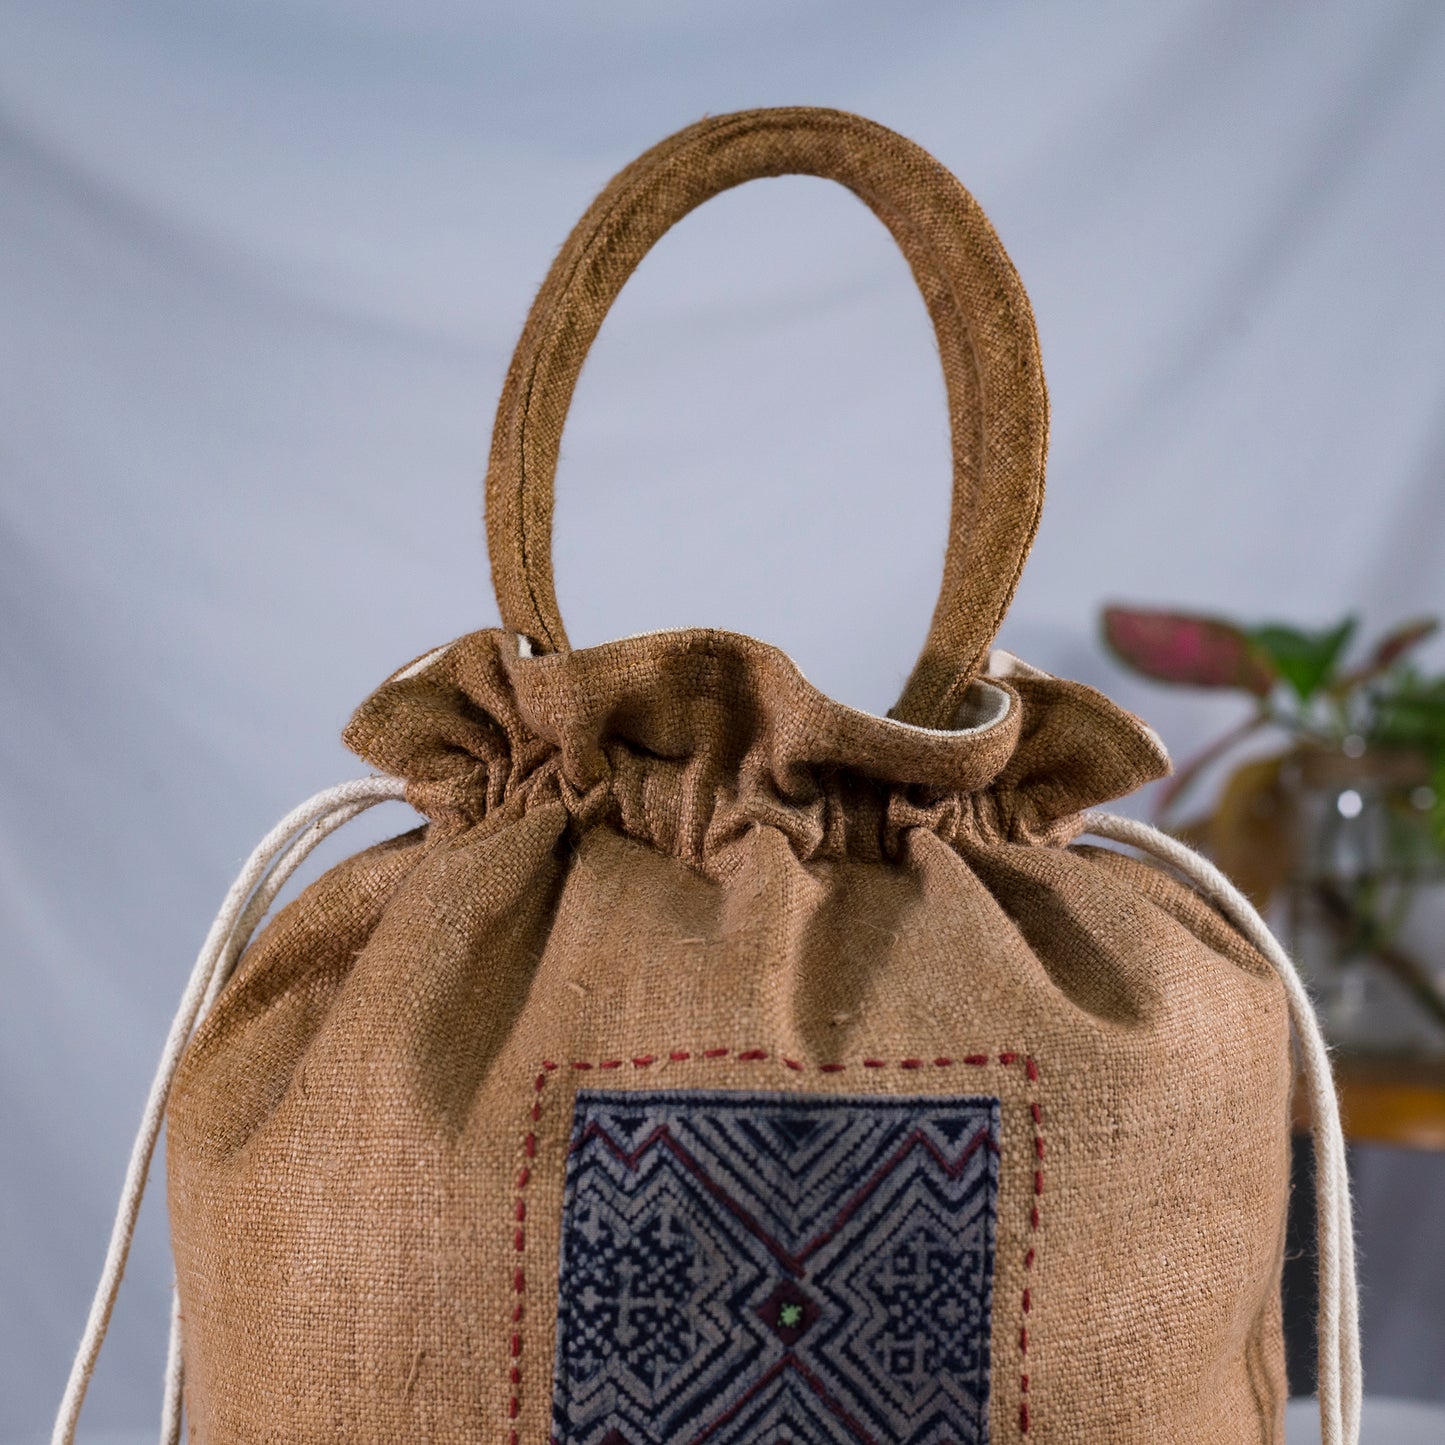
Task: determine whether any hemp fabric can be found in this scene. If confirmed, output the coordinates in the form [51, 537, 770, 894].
[165, 108, 1291, 1442]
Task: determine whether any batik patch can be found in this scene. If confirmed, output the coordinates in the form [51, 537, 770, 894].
[551, 1089, 1000, 1445]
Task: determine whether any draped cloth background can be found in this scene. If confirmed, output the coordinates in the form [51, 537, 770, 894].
[3, 2, 1444, 1437]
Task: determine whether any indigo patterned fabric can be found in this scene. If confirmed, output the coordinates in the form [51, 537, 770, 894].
[551, 1089, 1000, 1445]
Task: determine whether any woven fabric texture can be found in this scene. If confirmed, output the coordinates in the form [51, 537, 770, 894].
[165, 108, 1292, 1443]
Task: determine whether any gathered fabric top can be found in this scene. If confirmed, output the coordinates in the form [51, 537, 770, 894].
[344, 628, 1169, 873]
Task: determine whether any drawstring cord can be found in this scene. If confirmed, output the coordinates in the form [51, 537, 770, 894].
[52, 776, 410, 1445]
[53, 787, 1359, 1445]
[1083, 811, 1361, 1445]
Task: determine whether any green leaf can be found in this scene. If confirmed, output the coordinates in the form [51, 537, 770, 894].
[1370, 672, 1445, 750]
[1247, 617, 1357, 702]
[1433, 754, 1445, 850]
[1102, 607, 1275, 694]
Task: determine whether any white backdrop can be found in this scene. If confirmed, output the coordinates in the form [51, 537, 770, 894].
[4, 2, 1445, 1436]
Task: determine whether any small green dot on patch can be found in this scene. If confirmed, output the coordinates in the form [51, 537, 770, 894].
[779, 1303, 804, 1327]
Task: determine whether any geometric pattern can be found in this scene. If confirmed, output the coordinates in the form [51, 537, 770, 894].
[552, 1090, 1000, 1445]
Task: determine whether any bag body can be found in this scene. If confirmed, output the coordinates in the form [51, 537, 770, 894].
[156, 108, 1298, 1442]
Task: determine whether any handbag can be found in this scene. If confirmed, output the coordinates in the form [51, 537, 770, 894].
[56, 106, 1358, 1445]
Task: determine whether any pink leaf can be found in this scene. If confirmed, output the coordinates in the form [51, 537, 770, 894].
[1103, 607, 1275, 695]
[1333, 617, 1440, 693]
[1365, 617, 1438, 674]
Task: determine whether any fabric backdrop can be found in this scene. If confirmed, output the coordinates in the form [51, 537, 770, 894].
[4, 2, 1444, 1437]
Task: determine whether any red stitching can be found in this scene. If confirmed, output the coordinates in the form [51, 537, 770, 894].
[515, 1048, 1042, 1439]
[1023, 1052, 1044, 1433]
[510, 1094, 534, 1436]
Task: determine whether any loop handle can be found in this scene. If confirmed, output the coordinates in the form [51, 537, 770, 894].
[485, 106, 1048, 728]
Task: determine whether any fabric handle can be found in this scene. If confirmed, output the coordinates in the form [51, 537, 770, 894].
[484, 106, 1048, 729]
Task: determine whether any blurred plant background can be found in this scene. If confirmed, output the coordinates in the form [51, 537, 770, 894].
[1104, 606, 1445, 1054]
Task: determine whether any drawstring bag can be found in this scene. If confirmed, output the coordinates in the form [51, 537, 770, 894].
[57, 107, 1359, 1445]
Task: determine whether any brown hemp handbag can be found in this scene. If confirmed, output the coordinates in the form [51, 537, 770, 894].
[56, 107, 1359, 1445]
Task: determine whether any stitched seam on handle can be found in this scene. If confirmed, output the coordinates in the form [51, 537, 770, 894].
[506, 111, 756, 649]
[510, 1046, 1043, 1443]
[500, 108, 1041, 690]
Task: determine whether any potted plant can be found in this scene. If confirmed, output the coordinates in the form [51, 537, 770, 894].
[1102, 606, 1445, 1052]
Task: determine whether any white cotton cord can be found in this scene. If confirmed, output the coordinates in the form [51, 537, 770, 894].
[1082, 810, 1361, 1445]
[201, 795, 383, 1016]
[159, 1286, 182, 1445]
[52, 775, 412, 1445]
[155, 789, 387, 1442]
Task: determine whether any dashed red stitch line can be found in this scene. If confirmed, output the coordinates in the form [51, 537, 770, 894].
[1021, 1054, 1043, 1434]
[510, 1074, 549, 1434]
[515, 1048, 1043, 1439]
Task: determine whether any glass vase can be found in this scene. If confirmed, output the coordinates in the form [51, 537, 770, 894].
[1282, 746, 1445, 1056]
